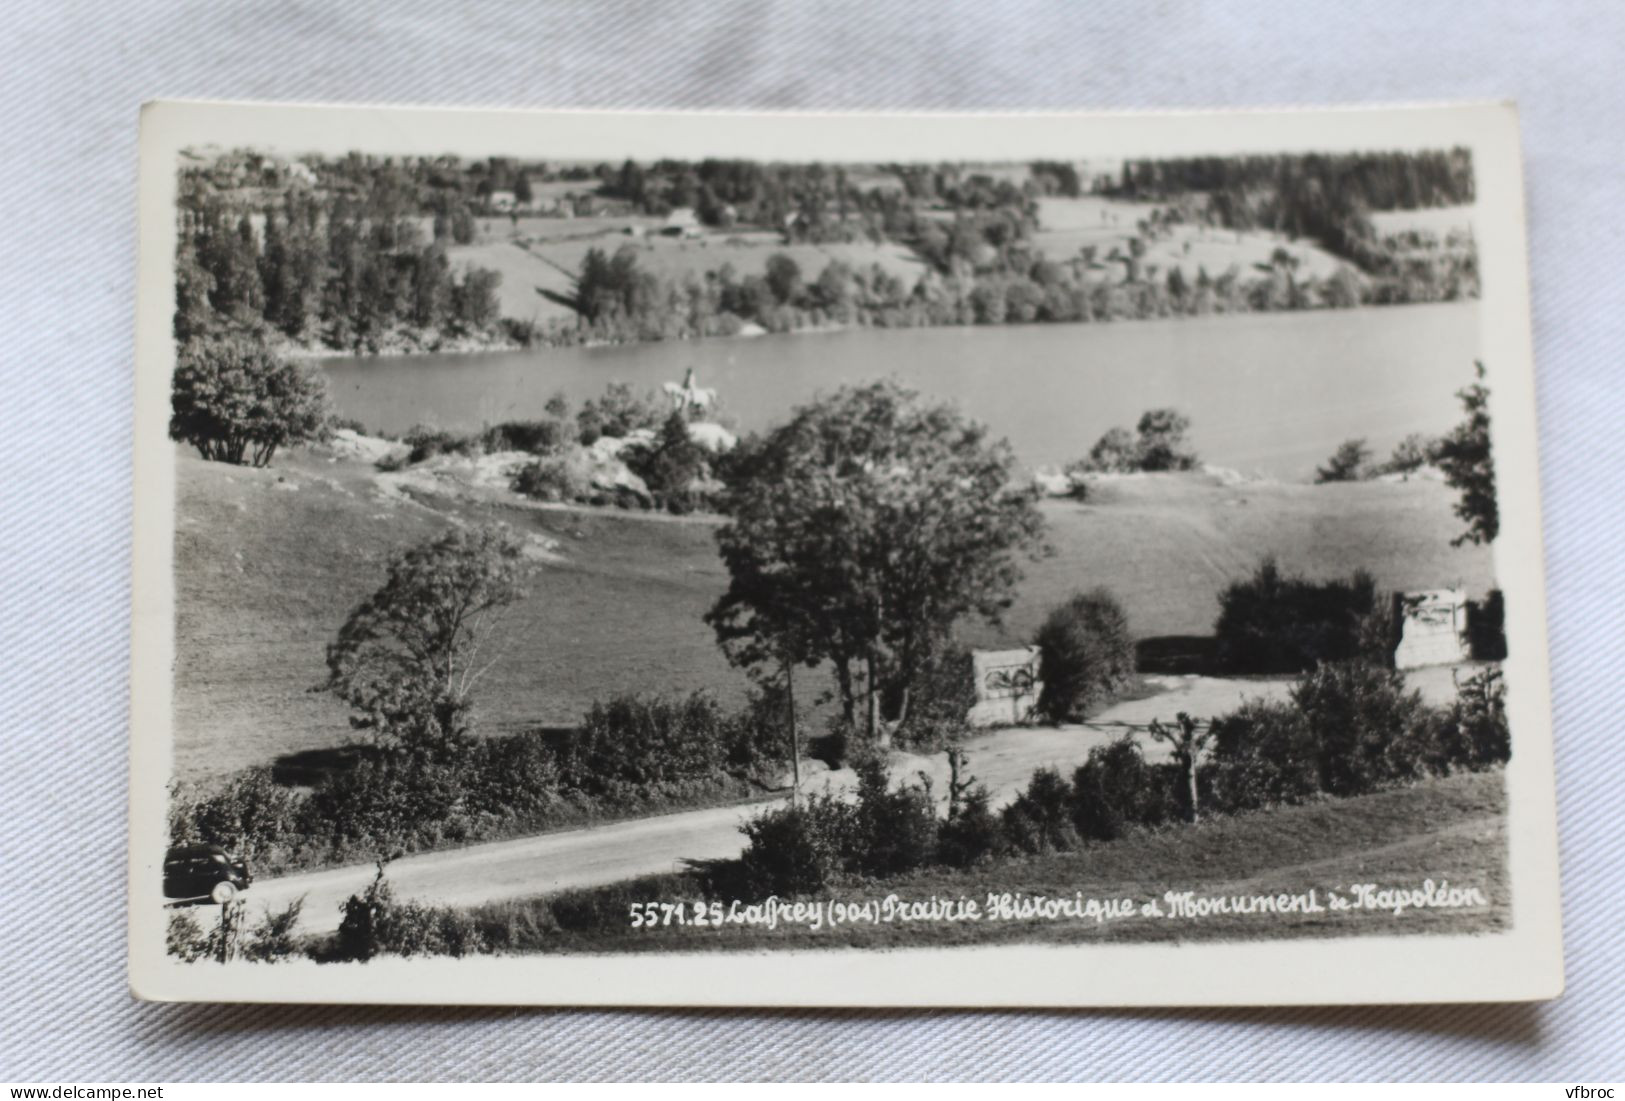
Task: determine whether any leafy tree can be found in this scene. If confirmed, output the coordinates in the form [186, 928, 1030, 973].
[1034, 589, 1136, 722]
[1316, 438, 1372, 483]
[1078, 425, 1139, 474]
[576, 381, 665, 444]
[708, 381, 1046, 746]
[323, 524, 528, 755]
[513, 173, 533, 206]
[1076, 409, 1199, 474]
[169, 335, 330, 466]
[1134, 408, 1198, 471]
[1382, 433, 1431, 477]
[764, 253, 803, 305]
[1432, 361, 1497, 545]
[625, 411, 710, 512]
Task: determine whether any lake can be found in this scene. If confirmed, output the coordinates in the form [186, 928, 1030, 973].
[321, 302, 1481, 480]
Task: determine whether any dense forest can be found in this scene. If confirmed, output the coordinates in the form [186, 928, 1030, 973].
[174, 147, 1478, 354]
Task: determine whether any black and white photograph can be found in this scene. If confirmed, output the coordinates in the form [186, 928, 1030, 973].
[127, 101, 1562, 1006]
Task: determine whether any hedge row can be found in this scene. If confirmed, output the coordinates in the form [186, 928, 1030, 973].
[169, 689, 790, 875]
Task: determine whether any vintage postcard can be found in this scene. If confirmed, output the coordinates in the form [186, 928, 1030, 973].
[128, 100, 1563, 1005]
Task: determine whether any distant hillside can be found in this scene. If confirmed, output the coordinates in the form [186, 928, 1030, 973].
[173, 450, 1495, 783]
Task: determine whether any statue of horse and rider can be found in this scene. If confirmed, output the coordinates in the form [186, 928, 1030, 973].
[662, 367, 717, 415]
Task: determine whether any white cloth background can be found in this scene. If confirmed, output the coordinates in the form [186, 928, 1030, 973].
[1, 0, 1620, 1082]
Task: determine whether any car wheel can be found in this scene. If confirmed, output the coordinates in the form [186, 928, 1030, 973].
[210, 880, 237, 905]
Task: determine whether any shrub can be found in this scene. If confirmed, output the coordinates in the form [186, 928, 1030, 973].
[169, 767, 301, 864]
[1467, 589, 1507, 661]
[736, 794, 853, 898]
[167, 900, 248, 962]
[1134, 408, 1199, 472]
[482, 419, 570, 455]
[1213, 558, 1385, 675]
[1074, 410, 1199, 474]
[1316, 438, 1372, 483]
[464, 731, 562, 820]
[847, 758, 939, 878]
[243, 899, 306, 962]
[403, 425, 478, 464]
[555, 692, 737, 798]
[166, 911, 210, 963]
[512, 451, 594, 502]
[1291, 661, 1431, 795]
[1070, 737, 1183, 841]
[936, 785, 1003, 868]
[303, 753, 466, 852]
[1079, 426, 1140, 473]
[1430, 666, 1510, 771]
[1002, 767, 1078, 854]
[722, 681, 795, 783]
[1204, 699, 1323, 814]
[624, 411, 711, 513]
[1380, 433, 1432, 477]
[576, 382, 665, 445]
[1035, 589, 1136, 722]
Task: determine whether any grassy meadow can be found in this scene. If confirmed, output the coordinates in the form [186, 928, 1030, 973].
[173, 444, 1494, 784]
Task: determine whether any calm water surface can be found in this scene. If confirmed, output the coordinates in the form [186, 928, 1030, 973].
[321, 303, 1480, 480]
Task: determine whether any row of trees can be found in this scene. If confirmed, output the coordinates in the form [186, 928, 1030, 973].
[565, 242, 1470, 351]
[177, 186, 503, 353]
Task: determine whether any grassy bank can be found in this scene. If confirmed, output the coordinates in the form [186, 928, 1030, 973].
[458, 768, 1506, 953]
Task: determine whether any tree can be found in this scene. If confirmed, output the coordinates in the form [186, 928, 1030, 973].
[708, 381, 1046, 747]
[1432, 361, 1497, 545]
[1382, 433, 1431, 478]
[1078, 425, 1139, 473]
[169, 335, 330, 466]
[1316, 437, 1372, 483]
[625, 410, 709, 512]
[513, 173, 534, 206]
[1034, 589, 1136, 722]
[764, 253, 803, 305]
[324, 524, 528, 755]
[1134, 408, 1198, 471]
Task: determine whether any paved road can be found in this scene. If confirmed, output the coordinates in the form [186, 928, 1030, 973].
[215, 674, 1310, 936]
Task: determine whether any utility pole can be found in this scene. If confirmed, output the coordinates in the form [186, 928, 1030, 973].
[783, 657, 800, 807]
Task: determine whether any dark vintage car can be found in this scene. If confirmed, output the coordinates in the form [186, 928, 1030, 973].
[163, 844, 251, 904]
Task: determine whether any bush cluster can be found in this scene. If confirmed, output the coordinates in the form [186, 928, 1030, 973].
[730, 659, 1511, 905]
[1034, 589, 1137, 722]
[1213, 559, 1391, 675]
[1070, 409, 1200, 475]
[729, 758, 939, 899]
[1203, 661, 1510, 815]
[300, 663, 1511, 958]
[170, 689, 789, 876]
[333, 866, 488, 960]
